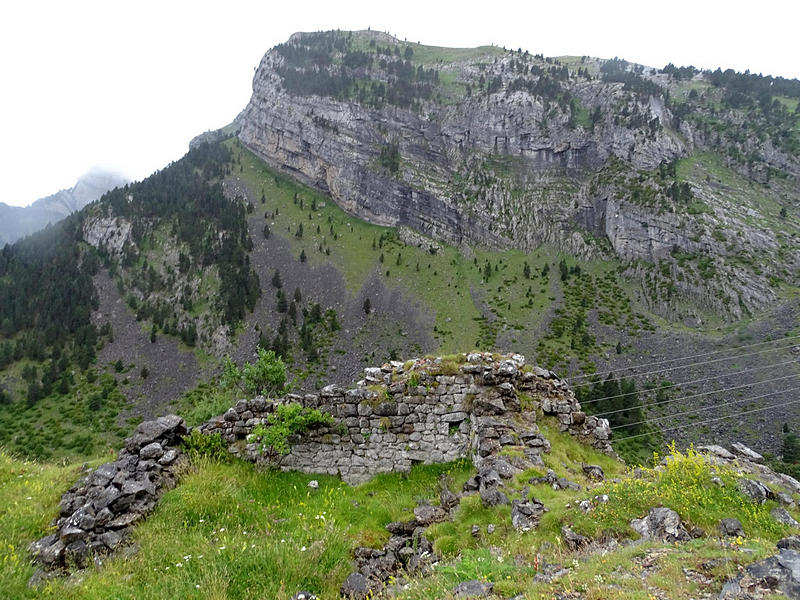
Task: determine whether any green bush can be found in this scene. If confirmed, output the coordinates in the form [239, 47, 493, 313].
[248, 402, 333, 455]
[182, 430, 229, 461]
[221, 347, 287, 397]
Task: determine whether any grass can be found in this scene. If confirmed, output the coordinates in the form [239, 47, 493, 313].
[2, 416, 796, 599]
[0, 366, 131, 460]
[2, 451, 472, 600]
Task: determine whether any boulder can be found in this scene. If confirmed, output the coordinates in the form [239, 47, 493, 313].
[731, 442, 764, 462]
[737, 478, 772, 504]
[582, 464, 605, 481]
[340, 572, 373, 600]
[511, 498, 546, 531]
[562, 526, 591, 551]
[719, 518, 745, 538]
[698, 445, 737, 460]
[778, 536, 800, 551]
[746, 549, 800, 598]
[139, 442, 164, 460]
[630, 507, 690, 542]
[772, 507, 800, 528]
[413, 504, 446, 526]
[480, 486, 509, 508]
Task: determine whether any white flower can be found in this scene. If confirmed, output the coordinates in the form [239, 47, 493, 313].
[176, 563, 183, 568]
[300, 546, 307, 552]
[219, 545, 226, 550]
[219, 527, 225, 532]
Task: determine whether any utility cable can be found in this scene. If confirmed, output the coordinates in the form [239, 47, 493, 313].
[567, 333, 800, 382]
[597, 372, 800, 418]
[577, 358, 799, 407]
[612, 395, 800, 443]
[569, 341, 800, 389]
[609, 384, 800, 431]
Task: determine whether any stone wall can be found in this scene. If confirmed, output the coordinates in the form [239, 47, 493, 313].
[29, 416, 188, 573]
[199, 352, 611, 484]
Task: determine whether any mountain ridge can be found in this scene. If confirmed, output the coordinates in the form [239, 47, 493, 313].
[0, 169, 128, 246]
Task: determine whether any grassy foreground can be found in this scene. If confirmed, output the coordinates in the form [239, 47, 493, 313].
[1, 421, 794, 599]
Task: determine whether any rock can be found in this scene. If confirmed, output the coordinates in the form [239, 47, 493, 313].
[772, 507, 800, 528]
[59, 526, 87, 544]
[413, 504, 446, 526]
[737, 478, 772, 504]
[308, 480, 319, 490]
[472, 395, 506, 415]
[630, 507, 690, 542]
[562, 526, 591, 551]
[747, 549, 800, 598]
[778, 536, 800, 551]
[158, 449, 180, 466]
[731, 442, 764, 462]
[453, 580, 494, 598]
[440, 486, 460, 512]
[99, 530, 124, 551]
[490, 458, 517, 479]
[582, 464, 605, 481]
[125, 415, 186, 451]
[511, 498, 546, 531]
[139, 442, 164, 460]
[471, 524, 480, 537]
[698, 445, 737, 460]
[340, 572, 373, 600]
[480, 486, 509, 508]
[719, 518, 745, 537]
[487, 524, 495, 534]
[385, 521, 416, 536]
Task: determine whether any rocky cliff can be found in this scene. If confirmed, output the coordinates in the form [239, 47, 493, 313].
[239, 30, 799, 320]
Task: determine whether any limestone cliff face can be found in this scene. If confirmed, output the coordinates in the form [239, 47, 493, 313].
[238, 31, 799, 318]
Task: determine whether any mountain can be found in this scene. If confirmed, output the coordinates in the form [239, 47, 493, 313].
[1, 30, 799, 466]
[0, 169, 127, 245]
[239, 30, 799, 322]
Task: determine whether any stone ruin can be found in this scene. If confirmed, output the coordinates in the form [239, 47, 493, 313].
[29, 352, 611, 577]
[200, 352, 612, 483]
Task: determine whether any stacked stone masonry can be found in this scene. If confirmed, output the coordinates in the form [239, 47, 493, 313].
[199, 352, 612, 484]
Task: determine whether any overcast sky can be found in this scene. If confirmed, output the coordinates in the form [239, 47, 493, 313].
[1, 0, 798, 207]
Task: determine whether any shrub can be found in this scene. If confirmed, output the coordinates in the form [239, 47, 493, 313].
[182, 430, 229, 461]
[220, 348, 287, 398]
[248, 402, 333, 455]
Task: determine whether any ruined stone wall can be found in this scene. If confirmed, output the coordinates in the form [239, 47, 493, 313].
[199, 352, 611, 484]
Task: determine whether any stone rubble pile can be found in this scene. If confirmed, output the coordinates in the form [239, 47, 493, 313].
[29, 415, 187, 572]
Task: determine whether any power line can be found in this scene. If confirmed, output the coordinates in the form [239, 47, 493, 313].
[578, 358, 799, 407]
[609, 384, 800, 432]
[598, 373, 800, 419]
[570, 340, 800, 389]
[612, 395, 800, 444]
[567, 333, 800, 382]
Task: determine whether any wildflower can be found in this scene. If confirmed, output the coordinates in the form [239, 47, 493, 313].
[219, 545, 226, 550]
[176, 562, 183, 568]
[301, 546, 307, 552]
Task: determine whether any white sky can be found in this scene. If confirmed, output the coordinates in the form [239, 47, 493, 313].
[1, 0, 798, 207]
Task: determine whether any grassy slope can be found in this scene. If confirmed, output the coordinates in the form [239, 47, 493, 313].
[231, 139, 639, 369]
[3, 422, 795, 599]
